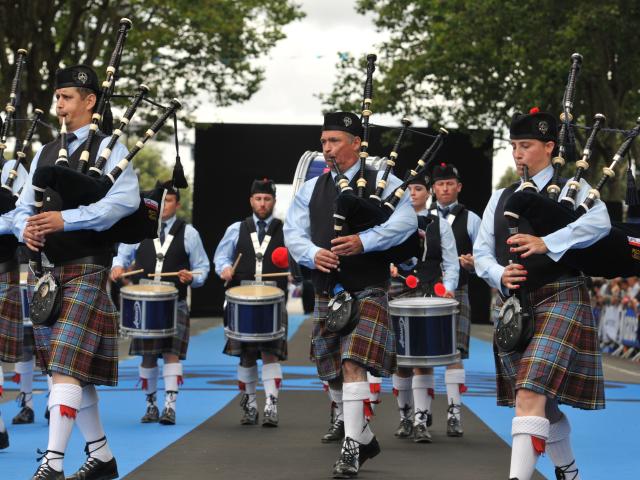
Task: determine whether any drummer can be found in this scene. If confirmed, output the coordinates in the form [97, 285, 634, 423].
[390, 173, 459, 443]
[110, 180, 210, 426]
[214, 178, 288, 427]
[427, 162, 481, 437]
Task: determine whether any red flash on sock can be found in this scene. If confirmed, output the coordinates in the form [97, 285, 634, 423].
[60, 405, 77, 419]
[459, 384, 468, 394]
[178, 376, 184, 386]
[370, 383, 381, 394]
[322, 383, 329, 392]
[11, 373, 21, 384]
[363, 399, 375, 419]
[238, 381, 246, 391]
[275, 378, 282, 389]
[427, 388, 435, 399]
[0, 385, 3, 396]
[392, 387, 399, 397]
[138, 378, 149, 391]
[531, 437, 546, 455]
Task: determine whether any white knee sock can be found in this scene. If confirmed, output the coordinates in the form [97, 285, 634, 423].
[261, 363, 282, 404]
[412, 375, 434, 425]
[0, 364, 3, 396]
[139, 366, 159, 394]
[45, 383, 83, 472]
[509, 416, 550, 480]
[366, 372, 382, 406]
[0, 411, 6, 432]
[392, 374, 413, 419]
[163, 363, 182, 410]
[343, 382, 374, 445]
[238, 365, 258, 409]
[15, 360, 34, 408]
[445, 368, 465, 419]
[75, 385, 113, 463]
[547, 414, 580, 479]
[329, 387, 344, 422]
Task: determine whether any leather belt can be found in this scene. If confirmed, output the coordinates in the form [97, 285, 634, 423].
[53, 255, 112, 268]
[0, 258, 18, 274]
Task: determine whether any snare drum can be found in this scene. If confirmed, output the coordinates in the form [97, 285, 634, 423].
[20, 271, 33, 327]
[390, 297, 460, 367]
[119, 284, 178, 338]
[224, 284, 285, 342]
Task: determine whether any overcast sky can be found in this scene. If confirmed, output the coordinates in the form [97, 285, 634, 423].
[180, 0, 511, 187]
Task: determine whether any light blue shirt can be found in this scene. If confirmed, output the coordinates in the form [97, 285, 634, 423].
[284, 161, 418, 269]
[213, 214, 274, 276]
[12, 123, 139, 241]
[112, 215, 210, 288]
[0, 159, 29, 235]
[433, 200, 482, 244]
[473, 164, 611, 294]
[417, 209, 459, 292]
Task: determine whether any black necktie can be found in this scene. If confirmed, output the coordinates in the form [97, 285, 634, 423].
[160, 222, 167, 245]
[257, 220, 267, 244]
[66, 133, 77, 149]
[439, 206, 450, 218]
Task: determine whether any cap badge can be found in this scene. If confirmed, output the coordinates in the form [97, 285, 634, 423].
[75, 71, 88, 85]
[538, 121, 549, 135]
[343, 116, 352, 127]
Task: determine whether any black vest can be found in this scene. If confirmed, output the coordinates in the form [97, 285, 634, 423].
[229, 217, 288, 292]
[309, 168, 388, 293]
[414, 213, 442, 286]
[494, 180, 579, 291]
[37, 133, 112, 263]
[447, 204, 472, 288]
[134, 219, 190, 300]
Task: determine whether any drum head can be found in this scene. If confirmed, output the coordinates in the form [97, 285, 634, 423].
[389, 296, 458, 317]
[120, 284, 178, 298]
[227, 284, 284, 302]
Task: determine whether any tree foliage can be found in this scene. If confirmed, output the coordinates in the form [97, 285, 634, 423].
[495, 166, 519, 190]
[0, 0, 303, 144]
[322, 0, 640, 199]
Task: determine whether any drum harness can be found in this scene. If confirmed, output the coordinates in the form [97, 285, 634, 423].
[250, 229, 272, 279]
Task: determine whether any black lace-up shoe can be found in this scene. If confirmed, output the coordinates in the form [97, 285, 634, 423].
[321, 419, 344, 443]
[13, 393, 35, 424]
[159, 407, 176, 425]
[240, 394, 258, 425]
[446, 403, 464, 437]
[358, 436, 380, 466]
[554, 460, 579, 479]
[0, 429, 8, 449]
[65, 457, 118, 480]
[413, 422, 432, 443]
[394, 417, 413, 438]
[141, 404, 159, 423]
[332, 437, 359, 478]
[32, 464, 65, 480]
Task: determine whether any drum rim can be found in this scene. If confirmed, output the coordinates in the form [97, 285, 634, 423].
[390, 306, 459, 317]
[120, 292, 178, 300]
[396, 351, 461, 367]
[225, 292, 285, 303]
[120, 284, 178, 297]
[119, 326, 178, 338]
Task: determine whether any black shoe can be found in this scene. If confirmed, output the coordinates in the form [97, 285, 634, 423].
[13, 405, 35, 424]
[332, 437, 359, 478]
[321, 419, 344, 443]
[32, 464, 65, 480]
[358, 436, 380, 466]
[554, 460, 579, 480]
[446, 403, 464, 437]
[65, 456, 118, 480]
[262, 396, 278, 427]
[240, 394, 258, 425]
[140, 404, 159, 423]
[159, 407, 176, 425]
[0, 429, 8, 449]
[394, 417, 413, 438]
[413, 423, 432, 443]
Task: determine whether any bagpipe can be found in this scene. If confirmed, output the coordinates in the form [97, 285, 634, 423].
[503, 52, 640, 279]
[31, 18, 187, 247]
[0, 48, 28, 168]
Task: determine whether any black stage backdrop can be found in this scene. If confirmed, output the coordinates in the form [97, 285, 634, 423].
[192, 123, 494, 323]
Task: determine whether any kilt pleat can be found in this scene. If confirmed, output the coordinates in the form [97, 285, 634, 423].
[0, 270, 24, 362]
[311, 293, 396, 381]
[455, 285, 471, 359]
[130, 301, 191, 359]
[31, 263, 119, 386]
[494, 277, 604, 410]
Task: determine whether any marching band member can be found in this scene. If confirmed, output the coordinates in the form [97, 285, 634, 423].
[427, 162, 481, 437]
[214, 179, 289, 427]
[110, 181, 210, 426]
[14, 64, 139, 480]
[390, 173, 459, 443]
[474, 109, 609, 480]
[285, 112, 417, 478]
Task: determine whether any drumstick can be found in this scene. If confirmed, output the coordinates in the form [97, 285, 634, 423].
[147, 270, 204, 278]
[255, 271, 291, 278]
[224, 253, 243, 287]
[120, 268, 144, 278]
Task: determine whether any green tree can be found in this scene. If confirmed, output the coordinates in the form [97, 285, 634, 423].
[0, 0, 303, 143]
[495, 166, 519, 190]
[322, 0, 640, 200]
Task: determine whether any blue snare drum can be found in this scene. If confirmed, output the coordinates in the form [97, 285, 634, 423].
[119, 284, 178, 338]
[20, 271, 33, 327]
[390, 297, 460, 367]
[224, 284, 285, 342]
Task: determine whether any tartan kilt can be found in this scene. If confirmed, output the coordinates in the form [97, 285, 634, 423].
[311, 292, 396, 381]
[223, 310, 288, 360]
[129, 301, 190, 359]
[455, 284, 471, 359]
[494, 277, 604, 410]
[0, 270, 24, 362]
[30, 263, 119, 386]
